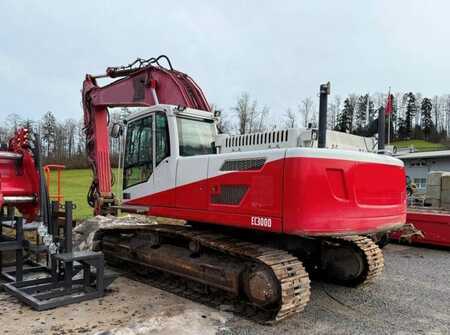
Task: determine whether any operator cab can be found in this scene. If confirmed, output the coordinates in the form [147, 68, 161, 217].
[118, 105, 217, 193]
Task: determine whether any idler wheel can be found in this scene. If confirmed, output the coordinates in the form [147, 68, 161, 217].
[242, 265, 280, 307]
[321, 243, 365, 285]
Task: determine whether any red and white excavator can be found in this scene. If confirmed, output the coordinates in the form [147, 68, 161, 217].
[82, 56, 406, 321]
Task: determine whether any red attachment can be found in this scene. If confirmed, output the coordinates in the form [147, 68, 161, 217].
[44, 164, 65, 203]
[0, 128, 40, 221]
[390, 209, 450, 247]
[82, 59, 210, 214]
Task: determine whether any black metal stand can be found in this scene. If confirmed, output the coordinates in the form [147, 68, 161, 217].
[0, 208, 25, 282]
[0, 207, 48, 283]
[1, 201, 114, 311]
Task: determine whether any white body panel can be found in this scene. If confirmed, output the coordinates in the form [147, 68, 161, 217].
[215, 128, 377, 154]
[122, 105, 401, 203]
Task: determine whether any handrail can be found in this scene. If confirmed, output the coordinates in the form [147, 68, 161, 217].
[43, 164, 65, 203]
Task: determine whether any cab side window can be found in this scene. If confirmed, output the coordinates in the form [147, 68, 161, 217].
[155, 112, 170, 166]
[123, 116, 153, 188]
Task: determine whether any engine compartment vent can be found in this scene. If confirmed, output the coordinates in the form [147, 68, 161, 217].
[225, 130, 289, 148]
[220, 158, 266, 171]
[211, 185, 248, 205]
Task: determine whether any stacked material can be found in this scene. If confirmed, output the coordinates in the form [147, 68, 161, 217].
[424, 171, 445, 208]
[441, 173, 450, 209]
[424, 171, 450, 208]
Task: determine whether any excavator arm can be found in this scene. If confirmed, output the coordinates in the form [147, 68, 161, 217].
[82, 56, 210, 215]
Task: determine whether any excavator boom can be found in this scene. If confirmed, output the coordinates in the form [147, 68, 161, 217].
[82, 56, 210, 214]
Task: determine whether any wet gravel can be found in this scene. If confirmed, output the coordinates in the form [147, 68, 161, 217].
[0, 243, 449, 334]
[218, 243, 450, 335]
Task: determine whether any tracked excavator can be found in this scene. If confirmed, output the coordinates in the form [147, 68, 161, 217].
[82, 55, 406, 322]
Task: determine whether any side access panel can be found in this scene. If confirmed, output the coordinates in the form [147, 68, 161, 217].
[175, 156, 209, 210]
[205, 150, 286, 232]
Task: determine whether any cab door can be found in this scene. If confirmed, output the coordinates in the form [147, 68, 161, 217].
[123, 111, 176, 206]
[151, 112, 176, 206]
[122, 115, 155, 201]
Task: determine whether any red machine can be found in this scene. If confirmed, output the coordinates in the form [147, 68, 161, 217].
[390, 209, 450, 247]
[82, 56, 407, 321]
[0, 128, 40, 221]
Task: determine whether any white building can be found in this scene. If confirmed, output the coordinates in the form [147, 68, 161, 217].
[396, 150, 450, 191]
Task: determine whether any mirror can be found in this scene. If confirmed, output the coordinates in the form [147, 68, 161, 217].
[110, 123, 123, 138]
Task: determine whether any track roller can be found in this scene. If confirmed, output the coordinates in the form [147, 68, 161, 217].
[96, 224, 311, 322]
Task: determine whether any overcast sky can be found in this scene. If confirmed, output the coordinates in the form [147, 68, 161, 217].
[1, 1, 450, 122]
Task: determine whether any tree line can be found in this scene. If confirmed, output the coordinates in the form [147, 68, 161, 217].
[1, 91, 449, 168]
[225, 91, 450, 144]
[332, 92, 449, 143]
[0, 108, 130, 169]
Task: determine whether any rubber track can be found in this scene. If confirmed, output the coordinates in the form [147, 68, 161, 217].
[102, 224, 311, 323]
[331, 235, 385, 285]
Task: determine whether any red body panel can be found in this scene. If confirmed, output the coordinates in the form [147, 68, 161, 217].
[283, 157, 406, 235]
[0, 130, 40, 220]
[390, 210, 450, 247]
[126, 156, 406, 237]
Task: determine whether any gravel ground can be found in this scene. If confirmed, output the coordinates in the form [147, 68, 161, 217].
[0, 243, 449, 335]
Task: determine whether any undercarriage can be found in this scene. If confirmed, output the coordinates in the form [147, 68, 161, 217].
[91, 221, 384, 323]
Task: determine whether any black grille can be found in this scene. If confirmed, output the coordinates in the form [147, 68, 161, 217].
[220, 158, 266, 171]
[211, 185, 248, 205]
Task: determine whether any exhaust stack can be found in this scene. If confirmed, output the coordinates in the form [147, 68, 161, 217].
[318, 82, 330, 149]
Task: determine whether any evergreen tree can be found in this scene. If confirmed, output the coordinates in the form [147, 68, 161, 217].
[353, 94, 375, 136]
[421, 97, 433, 140]
[397, 117, 408, 140]
[354, 94, 368, 134]
[41, 111, 57, 156]
[403, 92, 417, 138]
[335, 98, 354, 133]
[334, 111, 344, 132]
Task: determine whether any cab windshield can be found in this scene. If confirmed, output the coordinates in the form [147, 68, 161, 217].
[177, 117, 216, 156]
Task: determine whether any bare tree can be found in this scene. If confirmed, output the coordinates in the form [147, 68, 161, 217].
[64, 119, 77, 159]
[41, 111, 57, 157]
[255, 105, 269, 132]
[0, 126, 7, 144]
[232, 93, 268, 134]
[233, 93, 252, 134]
[210, 103, 231, 134]
[77, 119, 86, 155]
[299, 97, 314, 128]
[5, 113, 22, 138]
[283, 108, 297, 128]
[328, 95, 341, 129]
[443, 95, 450, 134]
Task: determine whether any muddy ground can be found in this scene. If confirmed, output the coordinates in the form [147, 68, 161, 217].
[0, 243, 449, 335]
